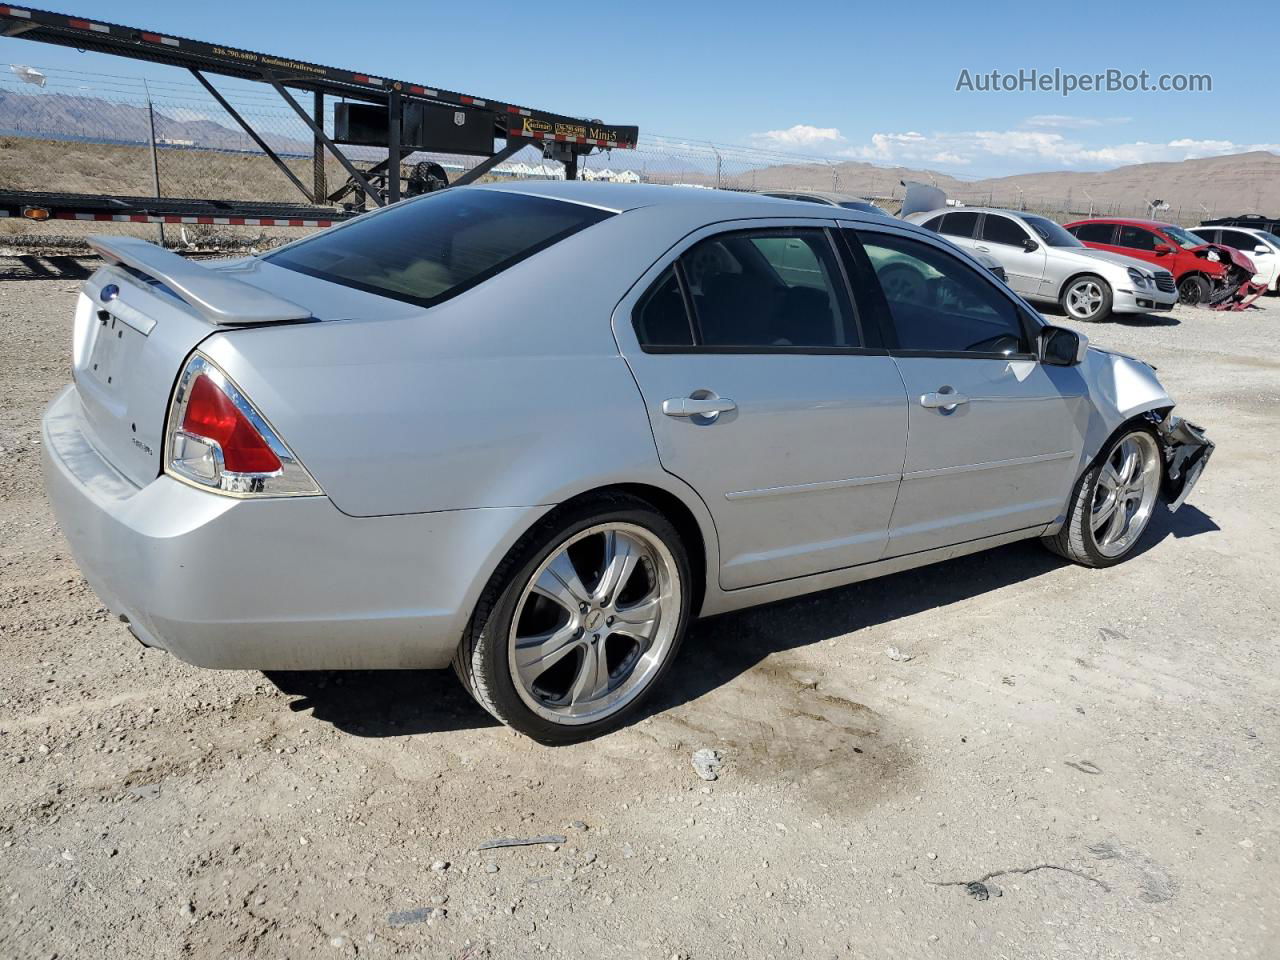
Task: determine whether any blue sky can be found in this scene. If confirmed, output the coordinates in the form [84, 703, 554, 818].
[2, 0, 1273, 178]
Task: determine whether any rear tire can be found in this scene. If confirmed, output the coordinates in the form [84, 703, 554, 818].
[1042, 426, 1163, 568]
[1060, 275, 1113, 322]
[1178, 274, 1210, 306]
[454, 493, 692, 744]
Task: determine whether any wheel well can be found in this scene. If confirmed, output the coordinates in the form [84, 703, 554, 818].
[1176, 270, 1211, 284]
[561, 483, 708, 617]
[1057, 270, 1109, 301]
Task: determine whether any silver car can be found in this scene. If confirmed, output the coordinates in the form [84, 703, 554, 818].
[909, 207, 1178, 322]
[42, 183, 1213, 743]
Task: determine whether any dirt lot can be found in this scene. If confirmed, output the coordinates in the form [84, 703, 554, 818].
[1, 267, 1277, 960]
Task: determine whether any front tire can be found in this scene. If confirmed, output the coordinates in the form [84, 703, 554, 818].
[1042, 427, 1163, 567]
[455, 494, 692, 744]
[1060, 275, 1113, 322]
[1178, 274, 1210, 306]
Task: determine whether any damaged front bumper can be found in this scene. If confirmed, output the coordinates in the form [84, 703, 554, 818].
[1154, 413, 1214, 512]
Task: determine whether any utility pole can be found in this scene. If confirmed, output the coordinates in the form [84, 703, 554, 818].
[143, 78, 165, 246]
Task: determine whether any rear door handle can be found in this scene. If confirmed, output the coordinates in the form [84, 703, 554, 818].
[975, 244, 991, 252]
[920, 389, 970, 410]
[662, 396, 737, 419]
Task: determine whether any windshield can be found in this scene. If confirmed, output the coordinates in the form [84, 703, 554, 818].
[1162, 225, 1207, 250]
[1022, 215, 1083, 247]
[265, 189, 613, 307]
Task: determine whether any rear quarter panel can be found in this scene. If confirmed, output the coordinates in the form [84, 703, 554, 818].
[199, 208, 711, 520]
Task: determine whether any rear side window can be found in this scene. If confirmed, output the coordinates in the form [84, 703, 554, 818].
[633, 268, 694, 347]
[631, 229, 859, 351]
[1219, 230, 1257, 250]
[938, 211, 979, 239]
[921, 215, 944, 231]
[981, 214, 1029, 247]
[1071, 222, 1116, 244]
[265, 190, 613, 307]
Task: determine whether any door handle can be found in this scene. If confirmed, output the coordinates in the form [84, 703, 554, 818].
[975, 244, 991, 252]
[919, 388, 970, 411]
[662, 396, 737, 419]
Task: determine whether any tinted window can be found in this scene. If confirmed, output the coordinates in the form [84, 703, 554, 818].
[981, 214, 1029, 247]
[1072, 222, 1116, 244]
[1022, 215, 1083, 247]
[938, 211, 979, 239]
[922, 215, 944, 232]
[1116, 226, 1160, 251]
[857, 232, 1028, 355]
[1218, 230, 1258, 251]
[266, 190, 612, 307]
[680, 230, 858, 348]
[632, 267, 694, 347]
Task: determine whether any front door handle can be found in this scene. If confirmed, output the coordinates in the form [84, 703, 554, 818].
[920, 388, 970, 411]
[662, 396, 737, 419]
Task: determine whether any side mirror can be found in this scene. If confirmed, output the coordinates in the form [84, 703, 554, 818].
[1254, 244, 1272, 256]
[1039, 325, 1088, 366]
[1023, 237, 1039, 253]
[1153, 244, 1173, 255]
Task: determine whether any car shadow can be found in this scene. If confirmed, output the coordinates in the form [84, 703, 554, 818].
[267, 504, 1218, 738]
[1039, 302, 1181, 327]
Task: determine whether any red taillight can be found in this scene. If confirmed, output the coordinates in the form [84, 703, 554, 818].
[181, 374, 282, 474]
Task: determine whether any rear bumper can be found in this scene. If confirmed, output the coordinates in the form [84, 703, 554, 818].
[42, 385, 547, 670]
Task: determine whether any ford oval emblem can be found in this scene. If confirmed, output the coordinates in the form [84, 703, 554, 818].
[100, 283, 119, 303]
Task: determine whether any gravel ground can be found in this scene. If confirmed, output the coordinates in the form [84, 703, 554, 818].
[1, 267, 1277, 960]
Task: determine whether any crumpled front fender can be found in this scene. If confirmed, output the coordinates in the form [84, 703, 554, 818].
[1079, 347, 1213, 512]
[1151, 413, 1214, 512]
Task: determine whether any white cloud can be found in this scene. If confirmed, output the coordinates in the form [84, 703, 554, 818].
[841, 129, 1280, 172]
[749, 124, 846, 150]
[1024, 114, 1131, 129]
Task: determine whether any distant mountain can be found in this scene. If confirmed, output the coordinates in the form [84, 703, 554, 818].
[0, 88, 311, 155]
[671, 151, 1280, 219]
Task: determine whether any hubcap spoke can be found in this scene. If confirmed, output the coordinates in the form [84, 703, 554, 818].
[611, 595, 660, 642]
[1092, 431, 1160, 556]
[513, 624, 581, 673]
[1092, 493, 1119, 531]
[531, 552, 590, 615]
[568, 640, 612, 705]
[595, 531, 640, 602]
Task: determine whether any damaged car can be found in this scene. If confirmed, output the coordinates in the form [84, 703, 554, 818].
[42, 183, 1213, 743]
[1064, 217, 1264, 309]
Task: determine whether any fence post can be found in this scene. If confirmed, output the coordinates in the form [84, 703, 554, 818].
[143, 79, 165, 246]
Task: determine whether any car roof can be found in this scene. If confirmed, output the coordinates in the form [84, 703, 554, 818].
[474, 179, 802, 214]
[1065, 217, 1174, 229]
[915, 207, 1042, 220]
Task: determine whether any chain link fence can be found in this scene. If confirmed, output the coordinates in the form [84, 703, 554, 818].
[0, 62, 1226, 251]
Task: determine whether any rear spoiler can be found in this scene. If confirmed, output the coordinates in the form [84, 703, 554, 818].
[899, 181, 949, 219]
[87, 235, 311, 325]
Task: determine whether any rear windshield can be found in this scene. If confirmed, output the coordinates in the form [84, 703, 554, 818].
[265, 189, 613, 307]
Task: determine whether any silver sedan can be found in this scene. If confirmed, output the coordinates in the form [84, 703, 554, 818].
[42, 183, 1212, 742]
[908, 207, 1178, 322]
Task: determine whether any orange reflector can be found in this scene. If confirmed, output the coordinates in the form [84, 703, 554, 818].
[21, 206, 51, 221]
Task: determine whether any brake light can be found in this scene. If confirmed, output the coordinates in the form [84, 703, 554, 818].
[165, 353, 321, 497]
[182, 374, 282, 474]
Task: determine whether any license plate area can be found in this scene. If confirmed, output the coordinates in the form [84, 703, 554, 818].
[86, 310, 137, 391]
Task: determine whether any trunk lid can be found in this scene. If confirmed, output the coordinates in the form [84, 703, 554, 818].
[71, 237, 316, 488]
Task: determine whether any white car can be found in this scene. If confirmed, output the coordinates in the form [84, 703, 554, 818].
[1194, 224, 1280, 292]
[909, 207, 1178, 322]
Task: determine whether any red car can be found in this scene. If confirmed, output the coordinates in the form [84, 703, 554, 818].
[1064, 217, 1257, 306]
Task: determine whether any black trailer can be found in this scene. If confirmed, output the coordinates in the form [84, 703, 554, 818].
[0, 5, 638, 225]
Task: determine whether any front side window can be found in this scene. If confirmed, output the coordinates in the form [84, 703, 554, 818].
[1162, 225, 1208, 250]
[266, 189, 612, 307]
[855, 232, 1029, 356]
[676, 230, 858, 349]
[980, 214, 1030, 247]
[1116, 226, 1160, 251]
[938, 211, 980, 239]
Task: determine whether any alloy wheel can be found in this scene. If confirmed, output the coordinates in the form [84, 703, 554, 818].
[1091, 432, 1161, 557]
[506, 522, 681, 725]
[1066, 279, 1105, 319]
